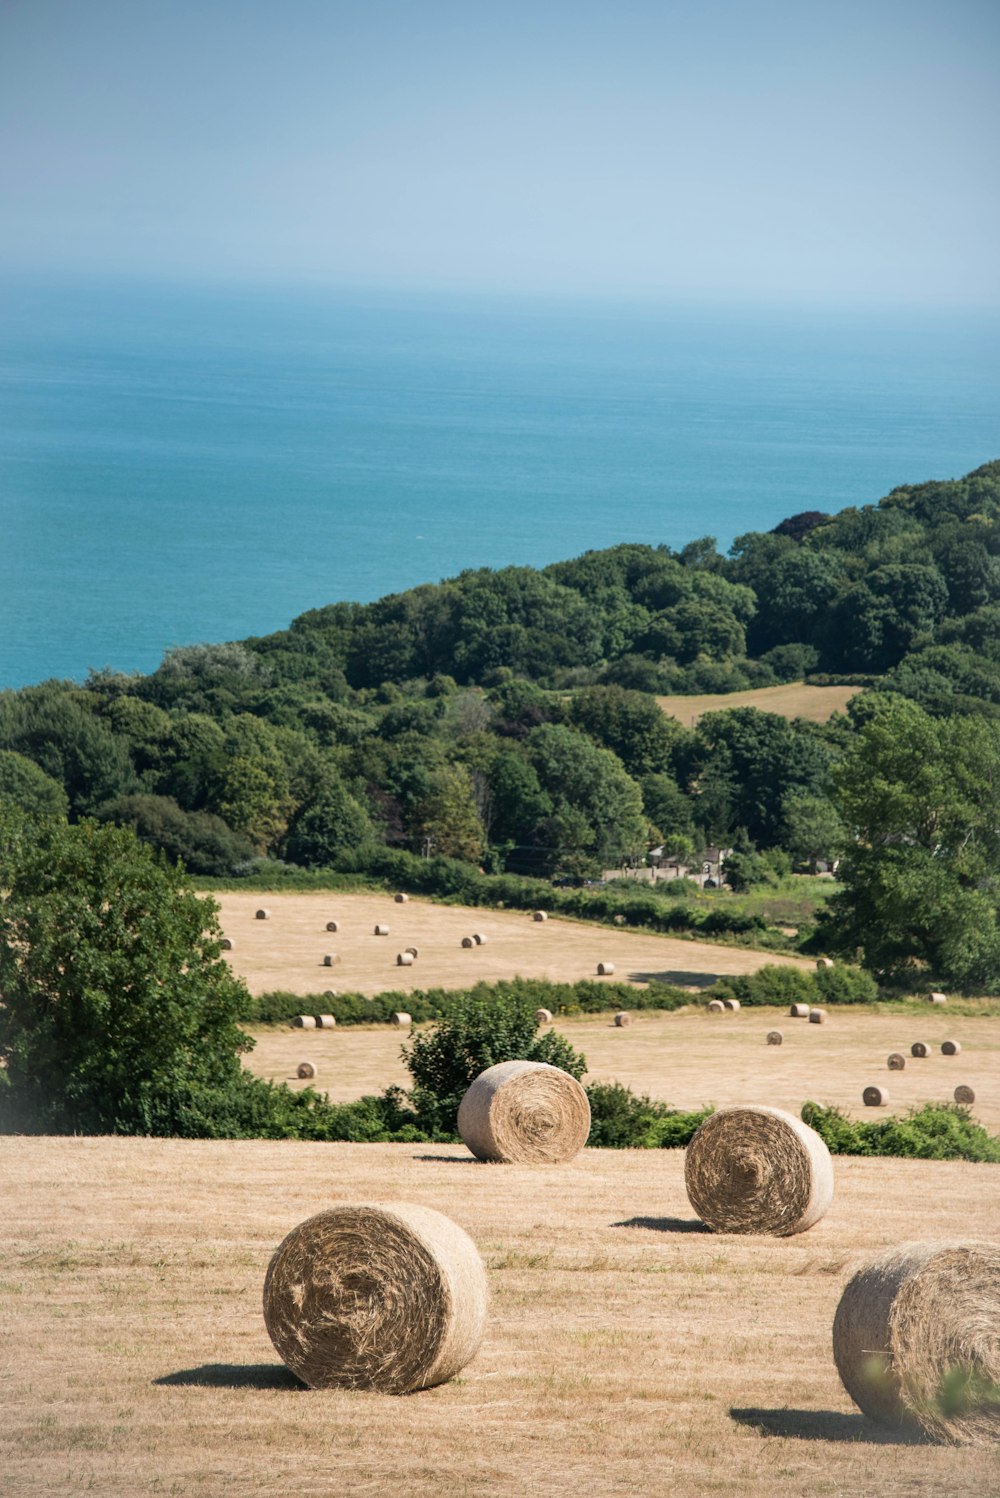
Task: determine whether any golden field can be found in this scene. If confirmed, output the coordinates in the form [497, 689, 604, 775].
[656, 681, 861, 726]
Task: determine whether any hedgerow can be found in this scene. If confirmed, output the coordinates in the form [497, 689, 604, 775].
[800, 1102, 1000, 1162]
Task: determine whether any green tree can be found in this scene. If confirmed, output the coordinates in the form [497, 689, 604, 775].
[413, 763, 485, 863]
[0, 750, 69, 820]
[284, 778, 377, 867]
[0, 818, 253, 1134]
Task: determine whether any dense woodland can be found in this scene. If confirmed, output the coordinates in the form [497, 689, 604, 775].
[3, 459, 1000, 986]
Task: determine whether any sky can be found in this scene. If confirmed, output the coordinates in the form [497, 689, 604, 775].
[1, 0, 998, 305]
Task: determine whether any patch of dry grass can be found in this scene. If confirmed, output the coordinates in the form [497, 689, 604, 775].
[656, 681, 861, 726]
[2, 1137, 997, 1497]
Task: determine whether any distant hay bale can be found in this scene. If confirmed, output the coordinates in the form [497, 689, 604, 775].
[684, 1105, 834, 1236]
[911, 1041, 930, 1058]
[535, 1008, 553, 1025]
[374, 924, 390, 936]
[391, 1012, 412, 1027]
[325, 920, 339, 933]
[887, 1052, 906, 1071]
[457, 1061, 591, 1164]
[255, 908, 270, 921]
[832, 1240, 1000, 1443]
[322, 989, 337, 1000]
[396, 951, 414, 967]
[322, 953, 338, 967]
[941, 1040, 961, 1056]
[297, 1062, 316, 1080]
[315, 1015, 337, 1028]
[461, 936, 475, 948]
[929, 992, 948, 1005]
[723, 998, 741, 1012]
[597, 961, 616, 976]
[293, 1015, 317, 1029]
[614, 1011, 631, 1027]
[816, 957, 835, 970]
[613, 914, 626, 925]
[790, 1003, 811, 1018]
[394, 892, 409, 903]
[220, 937, 233, 950]
[532, 910, 548, 922]
[863, 1085, 889, 1107]
[707, 999, 726, 1013]
[472, 933, 488, 945]
[954, 1084, 976, 1105]
[263, 1203, 488, 1393]
[766, 1030, 783, 1046]
[405, 946, 419, 959]
[809, 1007, 827, 1024]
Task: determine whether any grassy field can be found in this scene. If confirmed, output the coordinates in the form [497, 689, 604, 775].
[656, 681, 861, 726]
[216, 890, 816, 1000]
[4, 1135, 998, 1498]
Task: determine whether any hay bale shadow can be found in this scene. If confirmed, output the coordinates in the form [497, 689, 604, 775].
[628, 970, 722, 989]
[729, 1407, 929, 1444]
[412, 1153, 479, 1164]
[154, 1363, 305, 1390]
[613, 1215, 711, 1234]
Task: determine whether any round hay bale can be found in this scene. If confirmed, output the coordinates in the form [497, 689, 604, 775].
[723, 998, 741, 1012]
[405, 946, 419, 959]
[832, 1240, 1000, 1443]
[941, 1040, 961, 1056]
[220, 937, 233, 951]
[954, 1084, 976, 1105]
[458, 1061, 591, 1165]
[325, 920, 339, 933]
[374, 924, 390, 936]
[790, 1003, 811, 1018]
[683, 1105, 834, 1237]
[534, 1007, 553, 1025]
[292, 1015, 317, 1029]
[863, 1085, 889, 1107]
[297, 1061, 317, 1080]
[816, 957, 835, 970]
[614, 1011, 631, 1027]
[597, 961, 616, 976]
[911, 1041, 930, 1058]
[613, 914, 626, 925]
[461, 936, 475, 949]
[809, 1007, 827, 1025]
[394, 892, 409, 904]
[322, 953, 338, 967]
[532, 910, 548, 922]
[316, 1015, 337, 1029]
[322, 989, 337, 999]
[391, 1012, 412, 1027]
[396, 951, 414, 967]
[928, 992, 948, 1005]
[472, 933, 488, 945]
[255, 908, 270, 921]
[263, 1203, 488, 1393]
[707, 999, 726, 1013]
[887, 1052, 906, 1071]
[766, 1030, 783, 1046]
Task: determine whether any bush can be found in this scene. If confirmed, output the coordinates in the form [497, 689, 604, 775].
[709, 962, 875, 1008]
[801, 1102, 1000, 1162]
[586, 1082, 711, 1148]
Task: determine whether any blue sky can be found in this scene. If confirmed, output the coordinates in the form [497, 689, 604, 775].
[1, 0, 997, 304]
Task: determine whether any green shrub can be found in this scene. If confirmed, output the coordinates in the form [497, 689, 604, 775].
[801, 1102, 1000, 1162]
[708, 962, 875, 1008]
[586, 1082, 711, 1148]
[813, 962, 878, 1005]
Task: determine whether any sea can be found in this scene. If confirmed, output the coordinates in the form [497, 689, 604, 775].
[2, 276, 999, 690]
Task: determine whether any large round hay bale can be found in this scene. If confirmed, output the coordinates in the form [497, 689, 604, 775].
[532, 910, 548, 922]
[941, 1040, 961, 1056]
[297, 1061, 316, 1079]
[396, 951, 414, 967]
[723, 998, 740, 1013]
[315, 1015, 337, 1029]
[597, 961, 616, 976]
[684, 1105, 834, 1236]
[766, 1030, 783, 1046]
[322, 953, 338, 967]
[293, 1015, 317, 1029]
[790, 1003, 810, 1018]
[255, 908, 270, 921]
[832, 1240, 1000, 1442]
[472, 933, 488, 945]
[887, 1052, 906, 1071]
[394, 892, 409, 904]
[863, 1085, 889, 1107]
[220, 936, 233, 951]
[457, 1061, 590, 1165]
[535, 1008, 553, 1025]
[614, 1011, 631, 1027]
[707, 999, 726, 1013]
[325, 920, 339, 933]
[816, 957, 835, 970]
[911, 1041, 930, 1058]
[374, 924, 390, 936]
[263, 1203, 488, 1393]
[928, 992, 948, 1005]
[954, 1084, 976, 1105]
[391, 1012, 412, 1027]
[809, 1007, 827, 1025]
[461, 936, 475, 949]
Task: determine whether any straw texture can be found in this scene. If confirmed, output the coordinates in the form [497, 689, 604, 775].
[832, 1240, 1000, 1443]
[766, 1030, 783, 1046]
[255, 908, 270, 920]
[816, 957, 834, 969]
[394, 893, 409, 903]
[707, 999, 725, 1013]
[941, 1040, 961, 1056]
[326, 921, 339, 932]
[614, 1011, 631, 1027]
[532, 911, 548, 921]
[911, 1041, 930, 1058]
[220, 937, 233, 950]
[684, 1105, 834, 1236]
[954, 1085, 976, 1105]
[293, 1015, 317, 1029]
[790, 1003, 810, 1018]
[723, 998, 741, 1012]
[809, 1008, 827, 1024]
[391, 1012, 411, 1027]
[929, 992, 948, 1005]
[887, 1053, 906, 1071]
[396, 952, 414, 966]
[535, 1008, 553, 1025]
[263, 1203, 488, 1394]
[863, 1085, 889, 1107]
[373, 924, 390, 936]
[315, 1015, 337, 1029]
[297, 1062, 316, 1079]
[597, 961, 616, 975]
[457, 1060, 591, 1164]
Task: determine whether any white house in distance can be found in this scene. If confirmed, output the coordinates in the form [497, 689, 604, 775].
[603, 844, 730, 888]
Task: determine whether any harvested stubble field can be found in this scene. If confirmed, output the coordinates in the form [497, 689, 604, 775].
[247, 1006, 1000, 1131]
[656, 680, 860, 726]
[3, 1137, 998, 1498]
[216, 890, 813, 999]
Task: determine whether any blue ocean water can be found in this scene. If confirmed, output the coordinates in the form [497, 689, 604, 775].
[2, 277, 998, 689]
